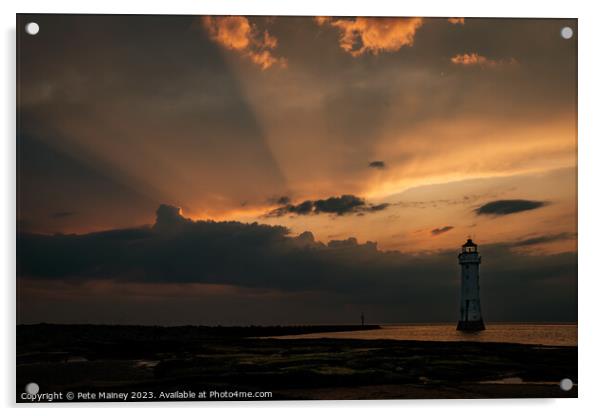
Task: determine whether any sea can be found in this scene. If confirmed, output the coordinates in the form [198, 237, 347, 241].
[278, 323, 577, 347]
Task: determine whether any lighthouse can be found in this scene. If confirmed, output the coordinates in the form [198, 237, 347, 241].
[457, 239, 485, 331]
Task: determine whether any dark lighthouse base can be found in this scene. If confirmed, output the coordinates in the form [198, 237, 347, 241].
[457, 320, 486, 331]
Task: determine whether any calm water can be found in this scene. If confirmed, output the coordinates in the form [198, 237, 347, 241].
[278, 324, 577, 346]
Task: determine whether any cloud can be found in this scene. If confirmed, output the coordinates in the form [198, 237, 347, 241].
[154, 204, 193, 230]
[249, 49, 287, 70]
[17, 204, 387, 290]
[368, 161, 386, 169]
[314, 16, 330, 26]
[511, 232, 576, 248]
[448, 18, 465, 25]
[314, 195, 365, 214]
[266, 195, 390, 217]
[269, 196, 291, 205]
[451, 53, 517, 68]
[202, 16, 252, 51]
[17, 205, 577, 322]
[273, 200, 314, 216]
[261, 30, 278, 49]
[202, 16, 287, 70]
[475, 199, 547, 216]
[365, 203, 390, 212]
[431, 226, 454, 236]
[316, 17, 424, 57]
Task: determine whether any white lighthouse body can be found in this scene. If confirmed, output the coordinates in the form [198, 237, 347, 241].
[457, 239, 485, 331]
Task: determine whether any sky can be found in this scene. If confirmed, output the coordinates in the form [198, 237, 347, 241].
[17, 15, 577, 325]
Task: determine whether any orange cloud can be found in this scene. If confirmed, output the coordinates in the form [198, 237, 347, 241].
[261, 30, 277, 49]
[448, 17, 465, 25]
[451, 53, 490, 66]
[317, 17, 424, 57]
[202, 16, 251, 50]
[451, 53, 517, 68]
[202, 16, 287, 70]
[250, 49, 288, 70]
[314, 16, 330, 26]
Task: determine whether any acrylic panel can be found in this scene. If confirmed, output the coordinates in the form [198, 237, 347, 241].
[16, 14, 577, 402]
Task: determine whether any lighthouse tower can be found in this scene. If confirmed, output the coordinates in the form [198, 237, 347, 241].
[457, 239, 485, 331]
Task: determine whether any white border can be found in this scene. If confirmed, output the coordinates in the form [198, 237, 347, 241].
[5, 0, 584, 17]
[2, 1, 601, 415]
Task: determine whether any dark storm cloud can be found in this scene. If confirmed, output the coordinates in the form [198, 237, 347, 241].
[154, 204, 193, 230]
[314, 195, 365, 214]
[368, 161, 386, 169]
[475, 199, 547, 216]
[17, 204, 577, 321]
[266, 195, 390, 217]
[431, 226, 454, 236]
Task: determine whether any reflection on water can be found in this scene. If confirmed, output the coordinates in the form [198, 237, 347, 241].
[478, 377, 557, 385]
[277, 324, 577, 346]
